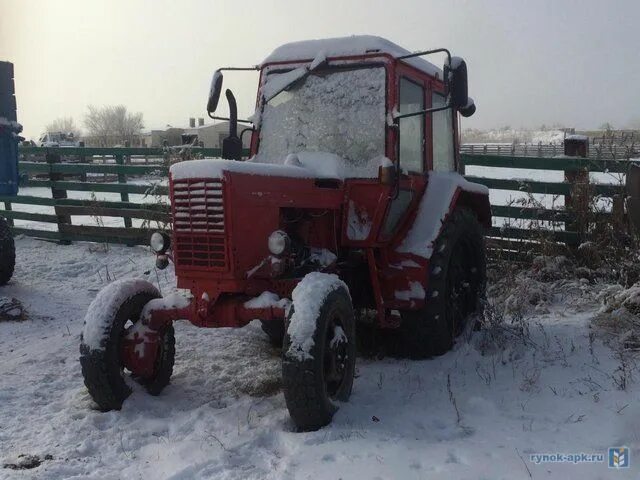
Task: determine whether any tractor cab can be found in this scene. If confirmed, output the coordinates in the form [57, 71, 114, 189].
[164, 35, 488, 322]
[81, 36, 491, 432]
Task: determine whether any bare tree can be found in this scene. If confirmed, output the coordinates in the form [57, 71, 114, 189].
[84, 105, 144, 146]
[599, 122, 614, 132]
[45, 117, 82, 138]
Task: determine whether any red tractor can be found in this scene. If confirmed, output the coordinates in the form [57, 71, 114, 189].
[80, 36, 490, 431]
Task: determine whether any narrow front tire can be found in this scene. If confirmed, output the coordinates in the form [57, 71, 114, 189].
[282, 273, 356, 431]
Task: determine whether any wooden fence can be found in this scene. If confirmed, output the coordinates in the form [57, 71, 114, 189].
[0, 146, 635, 252]
[2, 146, 222, 244]
[460, 152, 632, 259]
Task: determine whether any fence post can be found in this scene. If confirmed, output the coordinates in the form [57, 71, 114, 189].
[47, 150, 71, 244]
[563, 136, 589, 246]
[115, 152, 133, 246]
[124, 140, 131, 165]
[3, 202, 13, 226]
[79, 141, 87, 182]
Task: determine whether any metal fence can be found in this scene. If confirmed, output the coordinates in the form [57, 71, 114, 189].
[460, 143, 640, 160]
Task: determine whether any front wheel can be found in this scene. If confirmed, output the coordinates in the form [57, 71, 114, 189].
[282, 273, 356, 431]
[79, 279, 175, 411]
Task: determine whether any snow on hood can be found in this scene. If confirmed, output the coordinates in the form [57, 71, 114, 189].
[170, 153, 390, 181]
[261, 35, 441, 78]
[170, 158, 315, 181]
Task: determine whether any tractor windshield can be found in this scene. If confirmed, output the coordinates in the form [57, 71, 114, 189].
[256, 66, 386, 178]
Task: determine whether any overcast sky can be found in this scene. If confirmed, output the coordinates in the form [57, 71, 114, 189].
[1, 0, 639, 139]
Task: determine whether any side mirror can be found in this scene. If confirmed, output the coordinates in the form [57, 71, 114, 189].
[378, 163, 397, 186]
[448, 57, 469, 110]
[459, 97, 476, 118]
[207, 70, 223, 113]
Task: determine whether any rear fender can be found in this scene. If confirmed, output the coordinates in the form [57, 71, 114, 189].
[395, 172, 490, 261]
[375, 173, 491, 319]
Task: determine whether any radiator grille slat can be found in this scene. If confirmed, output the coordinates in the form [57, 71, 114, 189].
[171, 178, 228, 270]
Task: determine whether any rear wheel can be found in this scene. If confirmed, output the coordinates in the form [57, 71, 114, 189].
[399, 208, 486, 359]
[79, 279, 175, 410]
[282, 273, 356, 431]
[0, 217, 15, 286]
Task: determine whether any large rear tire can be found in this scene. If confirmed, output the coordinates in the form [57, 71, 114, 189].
[282, 273, 356, 431]
[399, 208, 486, 359]
[79, 279, 175, 410]
[0, 217, 15, 286]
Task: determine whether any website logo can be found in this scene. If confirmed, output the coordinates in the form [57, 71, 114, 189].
[608, 447, 630, 469]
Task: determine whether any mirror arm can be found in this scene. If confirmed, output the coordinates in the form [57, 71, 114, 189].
[397, 48, 451, 67]
[393, 104, 451, 121]
[397, 48, 453, 93]
[207, 113, 254, 124]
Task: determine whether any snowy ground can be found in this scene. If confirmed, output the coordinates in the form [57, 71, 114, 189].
[0, 237, 638, 479]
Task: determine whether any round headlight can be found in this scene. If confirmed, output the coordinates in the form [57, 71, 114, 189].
[268, 230, 289, 256]
[150, 232, 170, 254]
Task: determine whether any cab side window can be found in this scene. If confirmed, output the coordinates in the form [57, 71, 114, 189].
[432, 92, 455, 171]
[398, 78, 424, 174]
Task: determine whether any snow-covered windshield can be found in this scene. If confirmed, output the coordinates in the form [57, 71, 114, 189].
[255, 67, 386, 178]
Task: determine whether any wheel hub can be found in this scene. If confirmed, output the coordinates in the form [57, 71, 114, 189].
[121, 326, 162, 378]
[324, 323, 349, 395]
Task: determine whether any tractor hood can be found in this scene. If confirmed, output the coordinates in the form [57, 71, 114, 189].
[170, 152, 387, 181]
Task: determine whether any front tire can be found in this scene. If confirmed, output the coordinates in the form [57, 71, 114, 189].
[0, 217, 15, 285]
[399, 208, 486, 359]
[282, 273, 356, 431]
[79, 279, 175, 410]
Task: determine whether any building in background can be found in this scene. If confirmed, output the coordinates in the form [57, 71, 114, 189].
[139, 127, 185, 147]
[83, 118, 252, 148]
[183, 119, 251, 149]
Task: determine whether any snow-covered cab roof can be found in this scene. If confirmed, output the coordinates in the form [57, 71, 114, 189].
[261, 35, 442, 78]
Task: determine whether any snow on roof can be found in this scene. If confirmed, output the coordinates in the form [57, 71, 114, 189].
[261, 35, 442, 78]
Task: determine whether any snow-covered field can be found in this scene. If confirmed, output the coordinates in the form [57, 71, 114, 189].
[461, 128, 567, 145]
[0, 237, 638, 479]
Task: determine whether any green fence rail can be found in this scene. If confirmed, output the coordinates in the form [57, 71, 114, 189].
[0, 147, 635, 249]
[3, 146, 222, 244]
[460, 152, 634, 259]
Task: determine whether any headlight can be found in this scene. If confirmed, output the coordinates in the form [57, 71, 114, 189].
[150, 231, 171, 254]
[268, 230, 289, 256]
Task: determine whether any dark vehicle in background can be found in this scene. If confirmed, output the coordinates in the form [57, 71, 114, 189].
[0, 61, 19, 285]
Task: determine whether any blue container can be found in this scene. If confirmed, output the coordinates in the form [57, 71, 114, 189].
[0, 61, 19, 196]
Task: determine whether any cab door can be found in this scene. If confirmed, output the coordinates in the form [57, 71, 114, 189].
[379, 73, 429, 241]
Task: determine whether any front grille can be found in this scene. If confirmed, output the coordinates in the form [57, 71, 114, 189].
[171, 178, 228, 270]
